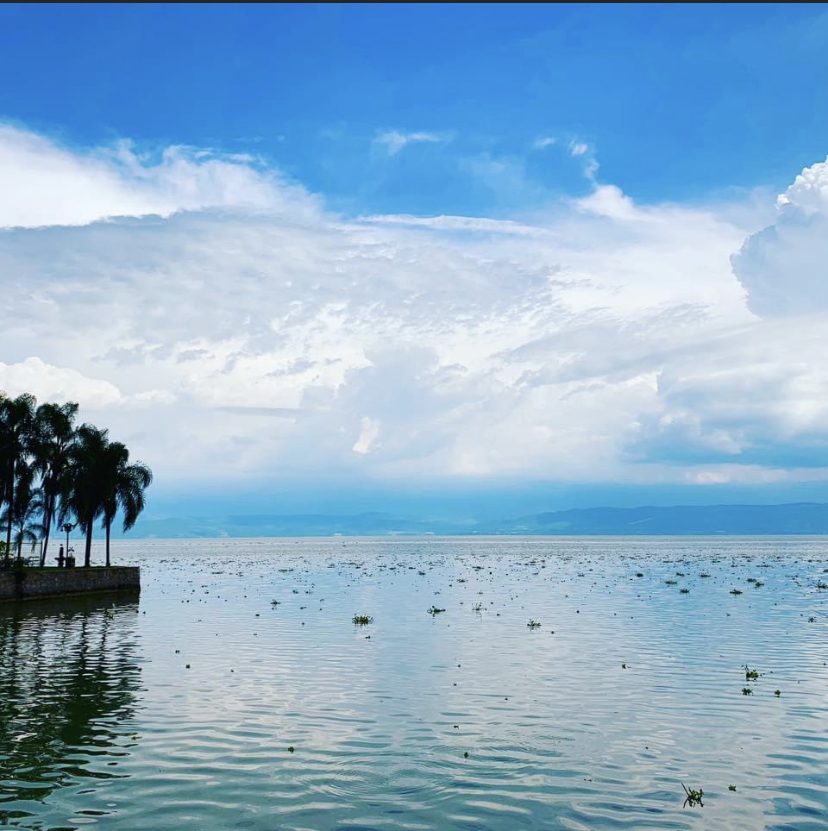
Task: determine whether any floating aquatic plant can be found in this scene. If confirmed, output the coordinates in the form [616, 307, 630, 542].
[682, 784, 704, 807]
[730, 589, 743, 595]
[742, 687, 753, 695]
[352, 614, 373, 625]
[744, 666, 759, 681]
[428, 606, 446, 615]
[527, 619, 541, 629]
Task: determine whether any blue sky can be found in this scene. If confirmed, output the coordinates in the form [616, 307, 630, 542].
[1, 3, 828, 518]
[3, 4, 827, 215]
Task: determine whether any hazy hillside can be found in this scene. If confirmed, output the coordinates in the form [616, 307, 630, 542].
[131, 502, 828, 538]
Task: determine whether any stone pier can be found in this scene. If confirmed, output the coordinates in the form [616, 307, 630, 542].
[0, 567, 140, 601]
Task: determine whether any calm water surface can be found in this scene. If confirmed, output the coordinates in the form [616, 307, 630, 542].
[1, 536, 827, 830]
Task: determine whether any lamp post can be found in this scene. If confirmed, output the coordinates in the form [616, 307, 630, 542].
[60, 523, 74, 567]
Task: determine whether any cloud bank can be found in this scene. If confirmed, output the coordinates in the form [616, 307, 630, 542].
[1, 124, 825, 491]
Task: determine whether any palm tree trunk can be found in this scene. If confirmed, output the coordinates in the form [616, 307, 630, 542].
[84, 521, 93, 568]
[105, 519, 111, 567]
[5, 459, 14, 565]
[40, 498, 53, 567]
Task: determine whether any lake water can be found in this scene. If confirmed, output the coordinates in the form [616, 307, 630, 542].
[1, 536, 827, 830]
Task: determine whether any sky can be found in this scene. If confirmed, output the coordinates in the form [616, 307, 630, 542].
[2, 3, 828, 519]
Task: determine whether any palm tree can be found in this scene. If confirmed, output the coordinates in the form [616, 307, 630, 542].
[31, 402, 78, 566]
[99, 445, 152, 567]
[0, 461, 45, 563]
[0, 394, 37, 565]
[62, 425, 110, 568]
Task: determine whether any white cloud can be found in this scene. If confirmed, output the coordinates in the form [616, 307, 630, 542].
[533, 136, 557, 149]
[374, 130, 445, 156]
[2, 123, 826, 490]
[568, 140, 590, 156]
[353, 416, 380, 454]
[0, 124, 319, 229]
[0, 357, 123, 407]
[733, 156, 828, 316]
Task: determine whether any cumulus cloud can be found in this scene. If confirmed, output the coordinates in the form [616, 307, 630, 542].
[353, 416, 380, 454]
[733, 156, 828, 316]
[0, 357, 124, 407]
[1, 122, 826, 490]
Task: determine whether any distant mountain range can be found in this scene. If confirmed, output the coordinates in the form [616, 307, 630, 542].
[131, 502, 828, 538]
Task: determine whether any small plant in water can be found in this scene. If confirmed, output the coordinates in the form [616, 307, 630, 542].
[744, 665, 759, 681]
[682, 784, 704, 807]
[728, 785, 737, 791]
[817, 582, 828, 590]
[680, 588, 690, 594]
[472, 603, 483, 612]
[774, 689, 781, 697]
[635, 572, 644, 577]
[665, 579, 678, 585]
[428, 606, 446, 615]
[730, 589, 743, 595]
[742, 687, 753, 695]
[700, 573, 711, 578]
[352, 614, 373, 625]
[527, 619, 541, 629]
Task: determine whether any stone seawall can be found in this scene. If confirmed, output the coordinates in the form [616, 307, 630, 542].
[0, 567, 140, 601]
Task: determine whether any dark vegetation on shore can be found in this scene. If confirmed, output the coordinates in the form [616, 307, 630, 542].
[0, 393, 152, 568]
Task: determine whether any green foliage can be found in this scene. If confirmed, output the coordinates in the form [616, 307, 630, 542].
[0, 392, 152, 568]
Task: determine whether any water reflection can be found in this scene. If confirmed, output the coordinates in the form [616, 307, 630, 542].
[0, 595, 143, 824]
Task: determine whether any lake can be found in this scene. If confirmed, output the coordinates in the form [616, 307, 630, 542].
[1, 536, 827, 830]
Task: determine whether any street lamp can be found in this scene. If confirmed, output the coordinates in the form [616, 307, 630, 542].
[60, 523, 75, 567]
